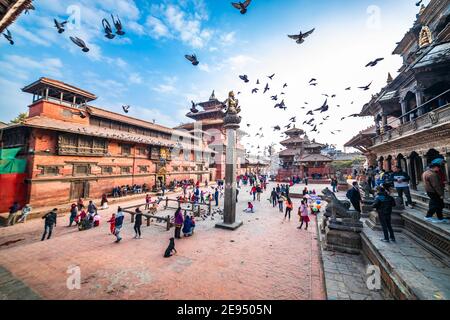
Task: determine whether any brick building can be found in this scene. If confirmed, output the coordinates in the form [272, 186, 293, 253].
[0, 78, 214, 210]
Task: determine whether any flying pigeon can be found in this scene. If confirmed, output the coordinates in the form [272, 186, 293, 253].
[111, 15, 125, 35]
[273, 126, 281, 131]
[190, 101, 199, 113]
[289, 117, 296, 122]
[2, 29, 14, 45]
[231, 0, 252, 14]
[267, 74, 275, 80]
[256, 79, 260, 85]
[283, 83, 288, 88]
[185, 54, 199, 66]
[24, 3, 35, 14]
[345, 87, 351, 90]
[252, 88, 259, 94]
[366, 58, 384, 67]
[239, 75, 249, 83]
[358, 81, 373, 91]
[288, 28, 315, 44]
[271, 95, 278, 101]
[314, 99, 329, 113]
[310, 82, 318, 86]
[102, 18, 115, 39]
[54, 19, 68, 34]
[70, 36, 89, 52]
[263, 83, 270, 93]
[306, 110, 314, 116]
[309, 78, 317, 83]
[122, 105, 130, 113]
[274, 100, 286, 110]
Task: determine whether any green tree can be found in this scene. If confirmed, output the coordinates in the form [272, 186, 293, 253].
[10, 112, 28, 124]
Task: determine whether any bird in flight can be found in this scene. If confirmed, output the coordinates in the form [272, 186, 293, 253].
[102, 18, 116, 39]
[358, 81, 373, 91]
[185, 54, 199, 66]
[314, 99, 329, 113]
[111, 15, 126, 36]
[239, 75, 249, 83]
[290, 117, 296, 123]
[365, 58, 384, 67]
[273, 126, 281, 131]
[70, 36, 89, 52]
[263, 83, 270, 93]
[190, 101, 199, 114]
[54, 19, 68, 34]
[2, 29, 14, 45]
[283, 83, 288, 88]
[271, 95, 278, 101]
[231, 0, 252, 15]
[345, 87, 351, 91]
[288, 28, 315, 44]
[252, 88, 259, 94]
[122, 105, 131, 113]
[267, 74, 275, 80]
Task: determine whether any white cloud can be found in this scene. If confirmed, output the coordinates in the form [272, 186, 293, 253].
[129, 73, 143, 84]
[219, 32, 236, 46]
[1, 55, 63, 79]
[146, 16, 171, 39]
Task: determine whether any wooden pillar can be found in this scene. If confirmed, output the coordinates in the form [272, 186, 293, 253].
[165, 197, 169, 209]
[60, 92, 64, 103]
[421, 154, 428, 172]
[400, 101, 407, 124]
[445, 153, 450, 198]
[166, 215, 170, 231]
[416, 88, 424, 116]
[406, 156, 416, 190]
[73, 95, 77, 106]
[45, 87, 49, 100]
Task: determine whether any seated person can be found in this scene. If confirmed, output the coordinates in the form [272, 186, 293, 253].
[243, 202, 255, 213]
[182, 215, 195, 237]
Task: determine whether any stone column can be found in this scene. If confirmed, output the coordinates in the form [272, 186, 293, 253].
[216, 114, 243, 230]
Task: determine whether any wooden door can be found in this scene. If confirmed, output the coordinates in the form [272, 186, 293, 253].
[71, 181, 90, 199]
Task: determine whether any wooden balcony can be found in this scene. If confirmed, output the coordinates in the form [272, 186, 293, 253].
[373, 103, 450, 146]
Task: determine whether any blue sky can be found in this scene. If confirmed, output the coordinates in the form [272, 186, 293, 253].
[0, 0, 425, 150]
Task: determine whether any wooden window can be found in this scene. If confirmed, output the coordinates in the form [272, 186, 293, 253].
[121, 167, 131, 174]
[150, 147, 160, 160]
[137, 147, 147, 156]
[74, 164, 90, 176]
[139, 166, 148, 173]
[102, 166, 113, 175]
[121, 144, 131, 156]
[172, 166, 179, 172]
[38, 166, 59, 176]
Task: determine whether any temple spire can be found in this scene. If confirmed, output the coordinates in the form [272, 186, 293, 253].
[209, 90, 216, 101]
[387, 73, 393, 84]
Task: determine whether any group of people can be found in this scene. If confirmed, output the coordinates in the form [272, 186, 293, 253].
[6, 202, 32, 226]
[173, 207, 196, 239]
[112, 184, 148, 198]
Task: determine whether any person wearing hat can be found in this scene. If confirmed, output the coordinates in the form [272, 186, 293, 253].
[393, 165, 413, 208]
[431, 158, 447, 189]
[422, 162, 447, 223]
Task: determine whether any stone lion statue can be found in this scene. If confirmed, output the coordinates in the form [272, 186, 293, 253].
[322, 187, 361, 222]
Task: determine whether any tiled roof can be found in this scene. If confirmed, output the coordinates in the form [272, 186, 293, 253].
[22, 77, 97, 101]
[21, 116, 213, 153]
[299, 154, 333, 162]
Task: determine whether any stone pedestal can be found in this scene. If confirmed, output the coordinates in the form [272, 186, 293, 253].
[361, 198, 375, 218]
[325, 227, 362, 254]
[365, 198, 405, 232]
[215, 114, 243, 231]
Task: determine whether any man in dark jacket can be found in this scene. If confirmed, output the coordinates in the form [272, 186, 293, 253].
[393, 166, 413, 207]
[270, 188, 278, 207]
[346, 181, 362, 213]
[423, 163, 447, 222]
[373, 187, 396, 242]
[41, 209, 57, 241]
[7, 202, 20, 226]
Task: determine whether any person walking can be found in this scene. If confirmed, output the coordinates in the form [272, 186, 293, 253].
[87, 200, 97, 218]
[373, 187, 396, 242]
[423, 163, 447, 223]
[161, 184, 166, 196]
[270, 188, 278, 207]
[107, 213, 116, 235]
[134, 207, 143, 239]
[41, 209, 57, 241]
[393, 165, 413, 208]
[278, 192, 285, 213]
[77, 198, 84, 211]
[100, 194, 109, 210]
[304, 175, 309, 186]
[346, 181, 362, 213]
[114, 207, 125, 243]
[16, 204, 32, 224]
[174, 207, 184, 239]
[298, 199, 310, 230]
[284, 197, 293, 220]
[251, 185, 257, 201]
[145, 194, 151, 210]
[256, 184, 262, 201]
[331, 178, 338, 193]
[68, 204, 78, 227]
[214, 188, 219, 207]
[7, 202, 20, 226]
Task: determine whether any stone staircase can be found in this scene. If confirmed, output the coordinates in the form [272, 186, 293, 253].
[362, 195, 450, 300]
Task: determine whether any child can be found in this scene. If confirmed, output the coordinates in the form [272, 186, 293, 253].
[145, 194, 152, 210]
[107, 213, 116, 235]
[93, 213, 101, 227]
[243, 202, 254, 213]
[298, 199, 310, 230]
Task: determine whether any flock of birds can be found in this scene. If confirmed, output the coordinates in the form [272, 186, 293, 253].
[1, 0, 427, 157]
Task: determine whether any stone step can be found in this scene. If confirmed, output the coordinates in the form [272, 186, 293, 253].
[361, 225, 450, 300]
[399, 209, 450, 265]
[410, 191, 450, 216]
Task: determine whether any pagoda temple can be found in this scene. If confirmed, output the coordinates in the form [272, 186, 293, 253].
[176, 91, 246, 180]
[277, 127, 332, 181]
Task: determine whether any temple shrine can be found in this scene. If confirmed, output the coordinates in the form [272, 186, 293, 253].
[176, 91, 246, 180]
[277, 127, 332, 182]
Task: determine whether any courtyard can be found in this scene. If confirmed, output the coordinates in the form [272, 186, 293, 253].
[0, 183, 325, 300]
